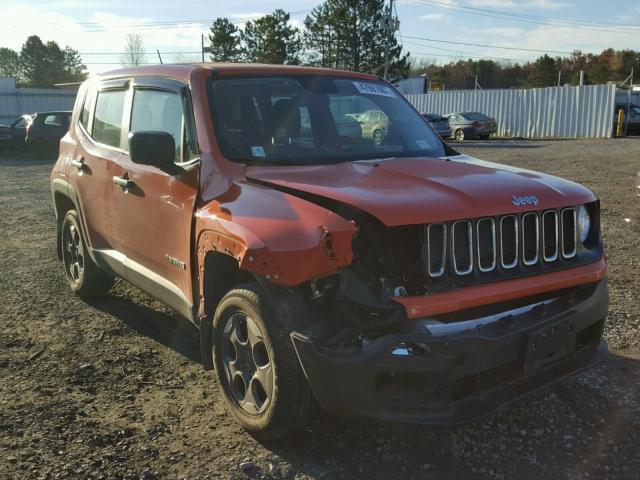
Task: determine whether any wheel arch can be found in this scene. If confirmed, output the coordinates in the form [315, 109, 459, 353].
[52, 182, 78, 261]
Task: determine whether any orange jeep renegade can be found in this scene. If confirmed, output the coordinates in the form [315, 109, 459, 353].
[51, 64, 608, 439]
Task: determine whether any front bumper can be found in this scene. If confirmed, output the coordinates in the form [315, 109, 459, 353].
[291, 279, 608, 425]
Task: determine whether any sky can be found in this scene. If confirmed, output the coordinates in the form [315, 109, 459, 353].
[1, 0, 639, 74]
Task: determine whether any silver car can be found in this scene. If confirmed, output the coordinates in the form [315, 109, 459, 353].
[446, 112, 497, 140]
[422, 113, 452, 138]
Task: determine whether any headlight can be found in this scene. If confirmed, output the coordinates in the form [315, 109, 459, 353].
[577, 204, 591, 243]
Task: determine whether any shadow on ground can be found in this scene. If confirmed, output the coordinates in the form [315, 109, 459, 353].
[90, 291, 202, 365]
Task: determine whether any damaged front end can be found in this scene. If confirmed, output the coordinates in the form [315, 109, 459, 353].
[283, 211, 608, 424]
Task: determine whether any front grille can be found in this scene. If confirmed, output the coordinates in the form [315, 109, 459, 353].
[425, 208, 578, 279]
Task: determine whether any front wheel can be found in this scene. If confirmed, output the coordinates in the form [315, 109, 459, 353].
[61, 210, 114, 298]
[372, 129, 384, 146]
[213, 283, 313, 440]
[454, 129, 465, 141]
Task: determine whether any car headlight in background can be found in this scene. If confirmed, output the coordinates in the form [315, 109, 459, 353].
[577, 204, 591, 242]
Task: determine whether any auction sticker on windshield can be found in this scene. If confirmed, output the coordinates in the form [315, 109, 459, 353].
[352, 81, 396, 98]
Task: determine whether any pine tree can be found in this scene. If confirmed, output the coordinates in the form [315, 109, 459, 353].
[208, 18, 242, 62]
[241, 9, 301, 64]
[18, 36, 87, 87]
[0, 48, 20, 79]
[303, 0, 410, 82]
[528, 54, 558, 87]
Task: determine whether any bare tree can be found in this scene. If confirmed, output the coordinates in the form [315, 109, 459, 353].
[120, 34, 146, 67]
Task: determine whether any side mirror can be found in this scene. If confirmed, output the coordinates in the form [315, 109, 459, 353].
[128, 131, 175, 168]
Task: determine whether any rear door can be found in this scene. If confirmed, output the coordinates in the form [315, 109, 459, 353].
[109, 77, 200, 317]
[67, 80, 129, 252]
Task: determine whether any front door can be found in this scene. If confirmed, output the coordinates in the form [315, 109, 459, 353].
[109, 79, 200, 319]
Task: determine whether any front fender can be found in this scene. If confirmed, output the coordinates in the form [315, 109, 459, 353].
[195, 181, 357, 286]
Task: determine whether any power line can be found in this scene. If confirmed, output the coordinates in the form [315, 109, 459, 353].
[403, 35, 573, 55]
[409, 0, 640, 36]
[2, 10, 313, 32]
[415, 0, 640, 29]
[403, 40, 527, 63]
[78, 51, 201, 55]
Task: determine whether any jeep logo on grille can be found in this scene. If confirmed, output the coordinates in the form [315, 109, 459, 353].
[512, 195, 539, 207]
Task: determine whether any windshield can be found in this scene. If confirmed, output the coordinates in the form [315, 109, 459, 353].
[209, 76, 446, 165]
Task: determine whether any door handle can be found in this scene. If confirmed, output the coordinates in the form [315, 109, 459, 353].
[112, 175, 135, 189]
[70, 158, 85, 171]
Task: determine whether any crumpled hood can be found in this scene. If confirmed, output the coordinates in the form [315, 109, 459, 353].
[246, 155, 596, 226]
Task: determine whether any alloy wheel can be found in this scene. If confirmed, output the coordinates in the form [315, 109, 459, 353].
[221, 311, 274, 415]
[62, 221, 84, 284]
[372, 129, 384, 146]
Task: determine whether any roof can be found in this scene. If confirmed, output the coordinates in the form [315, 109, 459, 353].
[33, 111, 72, 115]
[96, 63, 379, 82]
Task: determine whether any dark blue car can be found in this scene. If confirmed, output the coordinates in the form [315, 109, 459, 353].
[0, 115, 32, 153]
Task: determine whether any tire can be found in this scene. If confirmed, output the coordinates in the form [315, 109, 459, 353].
[61, 210, 114, 298]
[454, 129, 465, 141]
[213, 282, 313, 440]
[372, 129, 384, 146]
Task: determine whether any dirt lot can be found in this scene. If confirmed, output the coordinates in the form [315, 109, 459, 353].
[1, 139, 639, 480]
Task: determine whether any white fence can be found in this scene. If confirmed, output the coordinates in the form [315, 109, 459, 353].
[0, 87, 78, 125]
[406, 84, 617, 139]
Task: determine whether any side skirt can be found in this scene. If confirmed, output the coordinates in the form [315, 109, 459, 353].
[93, 248, 196, 323]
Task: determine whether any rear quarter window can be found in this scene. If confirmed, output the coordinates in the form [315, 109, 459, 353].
[92, 90, 126, 149]
[80, 87, 95, 131]
[43, 114, 66, 127]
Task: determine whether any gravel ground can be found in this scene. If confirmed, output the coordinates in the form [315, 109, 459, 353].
[0, 138, 639, 480]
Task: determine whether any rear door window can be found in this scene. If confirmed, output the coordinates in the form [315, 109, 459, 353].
[93, 90, 127, 149]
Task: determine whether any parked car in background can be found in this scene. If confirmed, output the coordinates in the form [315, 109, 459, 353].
[347, 109, 389, 145]
[613, 104, 640, 135]
[446, 112, 497, 140]
[422, 113, 452, 138]
[0, 115, 33, 152]
[25, 111, 72, 158]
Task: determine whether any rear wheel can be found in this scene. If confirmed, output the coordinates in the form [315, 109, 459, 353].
[61, 210, 114, 298]
[454, 129, 465, 141]
[213, 282, 313, 440]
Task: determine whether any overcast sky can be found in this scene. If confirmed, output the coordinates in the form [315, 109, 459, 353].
[1, 0, 639, 74]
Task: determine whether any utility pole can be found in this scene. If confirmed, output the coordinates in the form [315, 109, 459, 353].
[557, 70, 561, 87]
[157, 49, 163, 64]
[201, 34, 205, 62]
[383, 0, 396, 81]
[624, 67, 634, 137]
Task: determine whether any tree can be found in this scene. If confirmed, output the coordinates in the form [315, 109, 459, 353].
[528, 54, 558, 87]
[20, 35, 53, 87]
[17, 35, 87, 87]
[241, 9, 301, 64]
[62, 47, 87, 83]
[304, 0, 410, 82]
[208, 18, 242, 62]
[0, 48, 20, 78]
[120, 34, 146, 67]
